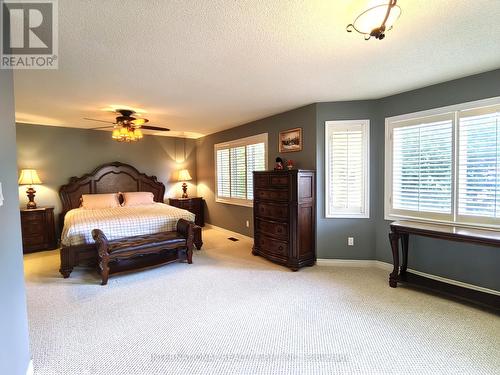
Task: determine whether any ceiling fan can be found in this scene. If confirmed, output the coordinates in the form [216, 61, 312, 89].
[84, 108, 170, 142]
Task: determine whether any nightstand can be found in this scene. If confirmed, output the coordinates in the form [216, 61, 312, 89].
[168, 197, 205, 227]
[20, 207, 57, 253]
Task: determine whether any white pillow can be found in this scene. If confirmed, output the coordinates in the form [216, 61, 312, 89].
[81, 193, 120, 209]
[122, 192, 155, 207]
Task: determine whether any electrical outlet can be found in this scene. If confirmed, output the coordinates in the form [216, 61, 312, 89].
[246, 220, 250, 228]
[348, 237, 354, 246]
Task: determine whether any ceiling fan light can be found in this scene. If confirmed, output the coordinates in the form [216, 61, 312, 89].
[112, 128, 121, 139]
[134, 129, 143, 139]
[132, 118, 148, 126]
[120, 127, 128, 136]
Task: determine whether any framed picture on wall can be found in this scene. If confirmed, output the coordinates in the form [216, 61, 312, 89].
[279, 127, 303, 153]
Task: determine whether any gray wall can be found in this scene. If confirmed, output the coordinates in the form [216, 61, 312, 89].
[315, 101, 378, 260]
[374, 69, 500, 291]
[196, 104, 316, 236]
[0, 71, 31, 374]
[16, 124, 197, 233]
[197, 69, 500, 291]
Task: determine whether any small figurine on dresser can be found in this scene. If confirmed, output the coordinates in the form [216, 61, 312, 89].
[274, 157, 284, 170]
[286, 159, 294, 170]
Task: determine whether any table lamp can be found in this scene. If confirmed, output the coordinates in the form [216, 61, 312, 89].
[18, 169, 42, 209]
[178, 169, 192, 198]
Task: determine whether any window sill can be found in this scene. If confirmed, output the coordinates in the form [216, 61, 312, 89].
[216, 198, 253, 208]
[326, 214, 370, 219]
[384, 213, 500, 231]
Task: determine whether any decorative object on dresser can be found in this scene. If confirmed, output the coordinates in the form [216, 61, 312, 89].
[18, 169, 43, 209]
[278, 127, 303, 153]
[20, 206, 56, 253]
[252, 170, 316, 271]
[169, 197, 204, 227]
[177, 169, 192, 198]
[58, 162, 203, 278]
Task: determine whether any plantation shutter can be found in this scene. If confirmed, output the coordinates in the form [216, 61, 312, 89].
[246, 142, 266, 200]
[230, 146, 247, 199]
[458, 106, 500, 221]
[326, 121, 369, 218]
[216, 148, 230, 198]
[215, 133, 267, 205]
[391, 115, 453, 217]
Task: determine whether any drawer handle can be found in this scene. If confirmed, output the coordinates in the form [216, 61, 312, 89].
[278, 246, 283, 251]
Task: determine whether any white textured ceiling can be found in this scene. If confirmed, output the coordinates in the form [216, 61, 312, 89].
[13, 0, 500, 138]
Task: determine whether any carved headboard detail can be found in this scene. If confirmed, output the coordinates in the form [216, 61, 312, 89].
[59, 162, 166, 222]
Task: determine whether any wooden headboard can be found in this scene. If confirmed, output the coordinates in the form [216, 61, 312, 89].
[59, 162, 166, 221]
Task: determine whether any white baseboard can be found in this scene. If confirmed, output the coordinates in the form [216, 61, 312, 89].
[317, 258, 500, 296]
[204, 223, 253, 242]
[26, 360, 33, 375]
[317, 259, 383, 268]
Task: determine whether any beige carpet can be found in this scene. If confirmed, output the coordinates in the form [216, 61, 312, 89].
[24, 227, 500, 375]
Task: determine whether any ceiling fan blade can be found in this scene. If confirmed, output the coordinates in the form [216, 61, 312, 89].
[90, 125, 116, 130]
[83, 117, 116, 124]
[140, 125, 170, 131]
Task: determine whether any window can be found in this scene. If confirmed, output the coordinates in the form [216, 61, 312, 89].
[385, 98, 500, 228]
[215, 133, 268, 207]
[325, 120, 370, 218]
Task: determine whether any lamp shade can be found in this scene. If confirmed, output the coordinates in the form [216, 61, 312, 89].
[18, 169, 42, 185]
[177, 169, 192, 182]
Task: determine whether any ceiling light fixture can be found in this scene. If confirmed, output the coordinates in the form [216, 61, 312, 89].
[346, 0, 401, 40]
[85, 108, 170, 143]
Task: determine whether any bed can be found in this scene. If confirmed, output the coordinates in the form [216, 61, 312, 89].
[58, 162, 202, 278]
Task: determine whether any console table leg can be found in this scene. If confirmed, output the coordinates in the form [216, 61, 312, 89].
[401, 233, 409, 275]
[389, 232, 400, 288]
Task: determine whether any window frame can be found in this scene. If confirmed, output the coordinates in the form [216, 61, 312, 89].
[325, 119, 370, 219]
[214, 133, 268, 208]
[384, 96, 500, 229]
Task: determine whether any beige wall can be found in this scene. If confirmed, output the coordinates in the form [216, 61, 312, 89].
[16, 123, 197, 233]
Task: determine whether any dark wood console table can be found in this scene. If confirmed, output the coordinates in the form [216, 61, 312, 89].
[389, 220, 500, 310]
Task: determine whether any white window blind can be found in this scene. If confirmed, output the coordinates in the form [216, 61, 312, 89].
[458, 107, 500, 224]
[215, 133, 267, 207]
[392, 117, 453, 217]
[246, 142, 266, 200]
[385, 98, 500, 228]
[216, 149, 230, 198]
[325, 120, 370, 218]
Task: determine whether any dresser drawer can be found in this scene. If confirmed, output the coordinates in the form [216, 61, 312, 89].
[256, 235, 288, 257]
[255, 189, 289, 201]
[269, 174, 289, 186]
[21, 211, 44, 222]
[21, 221, 45, 236]
[255, 202, 288, 221]
[22, 234, 46, 247]
[255, 219, 288, 240]
[254, 174, 269, 187]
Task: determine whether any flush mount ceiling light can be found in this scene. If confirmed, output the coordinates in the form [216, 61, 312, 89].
[346, 0, 401, 40]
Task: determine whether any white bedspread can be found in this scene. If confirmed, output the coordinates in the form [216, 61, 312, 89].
[61, 203, 195, 246]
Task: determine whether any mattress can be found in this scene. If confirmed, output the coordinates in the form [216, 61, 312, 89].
[61, 203, 195, 246]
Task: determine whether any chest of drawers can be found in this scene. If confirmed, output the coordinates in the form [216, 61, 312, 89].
[20, 207, 57, 253]
[252, 170, 316, 270]
[168, 197, 205, 227]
